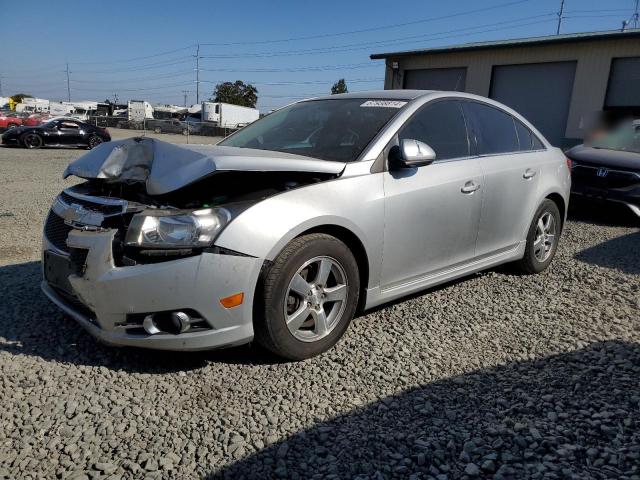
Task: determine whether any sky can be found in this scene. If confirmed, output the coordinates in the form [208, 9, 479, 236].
[0, 0, 638, 112]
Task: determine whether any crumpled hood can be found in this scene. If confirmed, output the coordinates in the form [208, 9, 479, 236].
[64, 137, 346, 195]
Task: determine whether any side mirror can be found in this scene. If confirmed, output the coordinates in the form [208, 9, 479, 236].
[390, 139, 436, 169]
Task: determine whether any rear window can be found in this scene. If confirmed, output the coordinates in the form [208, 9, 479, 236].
[463, 101, 519, 155]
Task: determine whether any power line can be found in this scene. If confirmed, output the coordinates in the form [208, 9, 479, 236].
[199, 16, 557, 59]
[200, 0, 533, 46]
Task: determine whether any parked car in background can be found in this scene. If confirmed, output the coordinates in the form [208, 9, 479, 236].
[2, 118, 110, 149]
[41, 91, 570, 360]
[0, 112, 25, 130]
[567, 119, 640, 217]
[24, 113, 53, 127]
[145, 118, 195, 135]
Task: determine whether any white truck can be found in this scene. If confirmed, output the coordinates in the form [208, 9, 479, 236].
[49, 102, 75, 116]
[127, 100, 154, 122]
[201, 102, 259, 128]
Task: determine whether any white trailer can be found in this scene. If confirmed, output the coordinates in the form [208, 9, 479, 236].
[16, 98, 49, 113]
[49, 102, 75, 116]
[127, 100, 154, 122]
[201, 102, 259, 128]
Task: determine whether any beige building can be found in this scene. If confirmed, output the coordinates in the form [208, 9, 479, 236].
[371, 30, 640, 147]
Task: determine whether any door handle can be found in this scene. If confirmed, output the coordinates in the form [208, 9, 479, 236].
[461, 181, 480, 194]
[523, 169, 537, 179]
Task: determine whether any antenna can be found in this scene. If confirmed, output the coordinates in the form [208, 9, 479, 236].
[556, 0, 565, 35]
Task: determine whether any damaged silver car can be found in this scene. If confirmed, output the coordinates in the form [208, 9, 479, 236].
[42, 91, 571, 360]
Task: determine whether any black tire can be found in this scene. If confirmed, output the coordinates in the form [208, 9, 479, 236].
[87, 135, 103, 150]
[21, 133, 43, 149]
[154, 127, 162, 134]
[254, 233, 360, 360]
[515, 199, 562, 274]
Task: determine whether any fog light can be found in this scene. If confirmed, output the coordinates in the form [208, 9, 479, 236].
[220, 292, 244, 309]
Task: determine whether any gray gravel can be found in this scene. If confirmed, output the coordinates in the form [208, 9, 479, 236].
[0, 144, 639, 479]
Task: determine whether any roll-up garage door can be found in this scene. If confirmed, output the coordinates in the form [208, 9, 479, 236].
[490, 61, 576, 146]
[403, 67, 467, 91]
[605, 57, 640, 107]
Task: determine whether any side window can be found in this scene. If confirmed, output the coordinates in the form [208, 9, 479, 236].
[464, 102, 519, 155]
[398, 100, 469, 160]
[60, 121, 79, 130]
[514, 118, 533, 151]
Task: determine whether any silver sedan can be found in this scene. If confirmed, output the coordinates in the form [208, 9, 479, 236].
[42, 90, 571, 360]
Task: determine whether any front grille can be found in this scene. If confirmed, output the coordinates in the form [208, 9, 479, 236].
[44, 212, 73, 253]
[573, 165, 640, 190]
[59, 191, 124, 215]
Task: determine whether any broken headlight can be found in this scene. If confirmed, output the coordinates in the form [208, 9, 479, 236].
[125, 208, 231, 248]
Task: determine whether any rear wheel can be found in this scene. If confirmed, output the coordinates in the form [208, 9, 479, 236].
[255, 234, 360, 360]
[87, 135, 103, 149]
[154, 127, 162, 134]
[22, 133, 43, 149]
[515, 199, 561, 274]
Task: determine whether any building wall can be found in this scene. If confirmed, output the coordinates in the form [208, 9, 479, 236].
[383, 37, 640, 141]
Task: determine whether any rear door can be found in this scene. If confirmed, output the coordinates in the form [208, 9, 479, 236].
[462, 101, 544, 257]
[381, 99, 483, 288]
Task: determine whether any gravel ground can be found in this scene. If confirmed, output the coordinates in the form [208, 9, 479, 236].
[0, 144, 639, 479]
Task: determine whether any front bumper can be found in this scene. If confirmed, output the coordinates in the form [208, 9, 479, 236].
[570, 164, 640, 216]
[42, 229, 264, 350]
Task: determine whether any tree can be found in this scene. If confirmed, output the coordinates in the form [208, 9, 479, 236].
[212, 81, 258, 108]
[9, 93, 33, 104]
[331, 79, 348, 95]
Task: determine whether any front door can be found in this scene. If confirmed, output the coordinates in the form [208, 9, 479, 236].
[381, 99, 483, 289]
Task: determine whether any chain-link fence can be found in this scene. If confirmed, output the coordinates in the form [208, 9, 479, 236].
[88, 116, 238, 140]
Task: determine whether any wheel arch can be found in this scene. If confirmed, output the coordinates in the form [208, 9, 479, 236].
[296, 224, 370, 312]
[252, 223, 371, 318]
[545, 192, 566, 229]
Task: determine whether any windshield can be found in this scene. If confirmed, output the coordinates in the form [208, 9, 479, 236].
[220, 98, 406, 162]
[591, 121, 640, 154]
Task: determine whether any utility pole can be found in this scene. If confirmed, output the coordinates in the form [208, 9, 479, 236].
[556, 0, 565, 35]
[113, 93, 119, 104]
[181, 90, 189, 106]
[194, 44, 200, 105]
[634, 0, 639, 28]
[65, 63, 71, 102]
[0, 76, 3, 97]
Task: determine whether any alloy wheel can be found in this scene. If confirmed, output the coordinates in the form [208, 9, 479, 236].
[533, 212, 556, 262]
[89, 136, 103, 149]
[24, 134, 42, 149]
[284, 256, 348, 342]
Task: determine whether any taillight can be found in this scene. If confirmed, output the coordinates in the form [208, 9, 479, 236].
[565, 156, 573, 171]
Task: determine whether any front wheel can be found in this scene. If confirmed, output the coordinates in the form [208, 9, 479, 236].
[22, 133, 43, 149]
[515, 199, 561, 274]
[255, 233, 360, 360]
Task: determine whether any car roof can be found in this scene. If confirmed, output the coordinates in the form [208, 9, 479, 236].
[307, 90, 435, 101]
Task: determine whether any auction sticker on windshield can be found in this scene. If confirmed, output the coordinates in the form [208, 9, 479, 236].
[360, 100, 407, 108]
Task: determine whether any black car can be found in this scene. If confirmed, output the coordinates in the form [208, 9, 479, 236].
[1, 118, 111, 149]
[567, 120, 640, 217]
